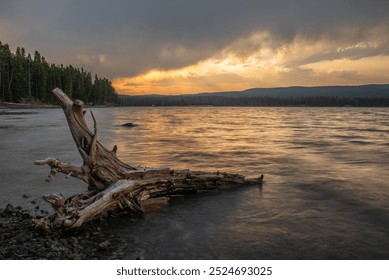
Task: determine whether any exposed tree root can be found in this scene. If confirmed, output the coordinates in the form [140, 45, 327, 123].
[34, 88, 262, 231]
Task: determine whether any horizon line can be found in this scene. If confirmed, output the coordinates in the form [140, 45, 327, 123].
[117, 83, 389, 97]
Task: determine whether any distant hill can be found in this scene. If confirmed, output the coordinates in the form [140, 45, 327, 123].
[118, 84, 389, 107]
[199, 84, 389, 98]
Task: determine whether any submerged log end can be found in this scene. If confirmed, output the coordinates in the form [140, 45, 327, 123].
[245, 174, 264, 186]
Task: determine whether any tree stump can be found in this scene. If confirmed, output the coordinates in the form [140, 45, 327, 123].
[34, 88, 262, 231]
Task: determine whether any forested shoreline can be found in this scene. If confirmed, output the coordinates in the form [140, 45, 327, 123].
[0, 41, 117, 105]
[118, 84, 389, 107]
[118, 94, 389, 107]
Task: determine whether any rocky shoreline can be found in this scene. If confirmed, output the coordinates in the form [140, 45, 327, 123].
[0, 101, 116, 110]
[0, 204, 137, 260]
[0, 102, 59, 110]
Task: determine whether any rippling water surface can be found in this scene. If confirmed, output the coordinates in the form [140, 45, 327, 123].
[1, 107, 389, 259]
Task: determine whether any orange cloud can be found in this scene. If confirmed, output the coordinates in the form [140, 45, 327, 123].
[113, 31, 389, 95]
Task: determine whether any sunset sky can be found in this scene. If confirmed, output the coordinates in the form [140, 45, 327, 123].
[1, 0, 388, 95]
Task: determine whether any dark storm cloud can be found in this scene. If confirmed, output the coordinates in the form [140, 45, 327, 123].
[1, 0, 388, 78]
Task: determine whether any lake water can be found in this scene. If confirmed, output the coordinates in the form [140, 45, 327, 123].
[1, 106, 389, 259]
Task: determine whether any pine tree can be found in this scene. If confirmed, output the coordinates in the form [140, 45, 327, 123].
[0, 42, 117, 104]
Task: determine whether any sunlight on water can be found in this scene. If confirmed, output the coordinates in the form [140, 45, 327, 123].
[1, 107, 388, 259]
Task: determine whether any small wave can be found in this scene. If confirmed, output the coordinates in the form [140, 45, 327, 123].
[175, 151, 219, 159]
[0, 111, 38, 115]
[348, 127, 389, 133]
[349, 140, 373, 145]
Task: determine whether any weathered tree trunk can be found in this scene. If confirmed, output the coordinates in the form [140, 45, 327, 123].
[34, 88, 262, 231]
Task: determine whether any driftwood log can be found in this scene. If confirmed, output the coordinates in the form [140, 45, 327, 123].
[34, 88, 262, 231]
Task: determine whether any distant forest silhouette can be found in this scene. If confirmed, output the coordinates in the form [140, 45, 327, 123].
[118, 95, 389, 107]
[118, 86, 389, 107]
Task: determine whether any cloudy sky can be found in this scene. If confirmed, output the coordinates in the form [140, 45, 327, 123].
[1, 0, 388, 95]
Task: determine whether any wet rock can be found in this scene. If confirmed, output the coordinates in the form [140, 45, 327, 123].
[99, 240, 110, 250]
[122, 122, 138, 127]
[0, 205, 138, 260]
[44, 241, 52, 249]
[21, 212, 31, 219]
[3, 204, 19, 214]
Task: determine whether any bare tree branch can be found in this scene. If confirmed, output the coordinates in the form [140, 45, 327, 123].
[34, 88, 263, 230]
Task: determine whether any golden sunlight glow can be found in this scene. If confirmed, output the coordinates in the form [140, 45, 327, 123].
[301, 56, 389, 84]
[113, 32, 389, 95]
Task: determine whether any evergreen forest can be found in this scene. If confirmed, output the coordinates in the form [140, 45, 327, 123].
[0, 41, 117, 104]
[118, 94, 389, 107]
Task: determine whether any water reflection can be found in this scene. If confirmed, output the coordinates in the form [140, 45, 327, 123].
[106, 107, 295, 176]
[1, 107, 389, 259]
